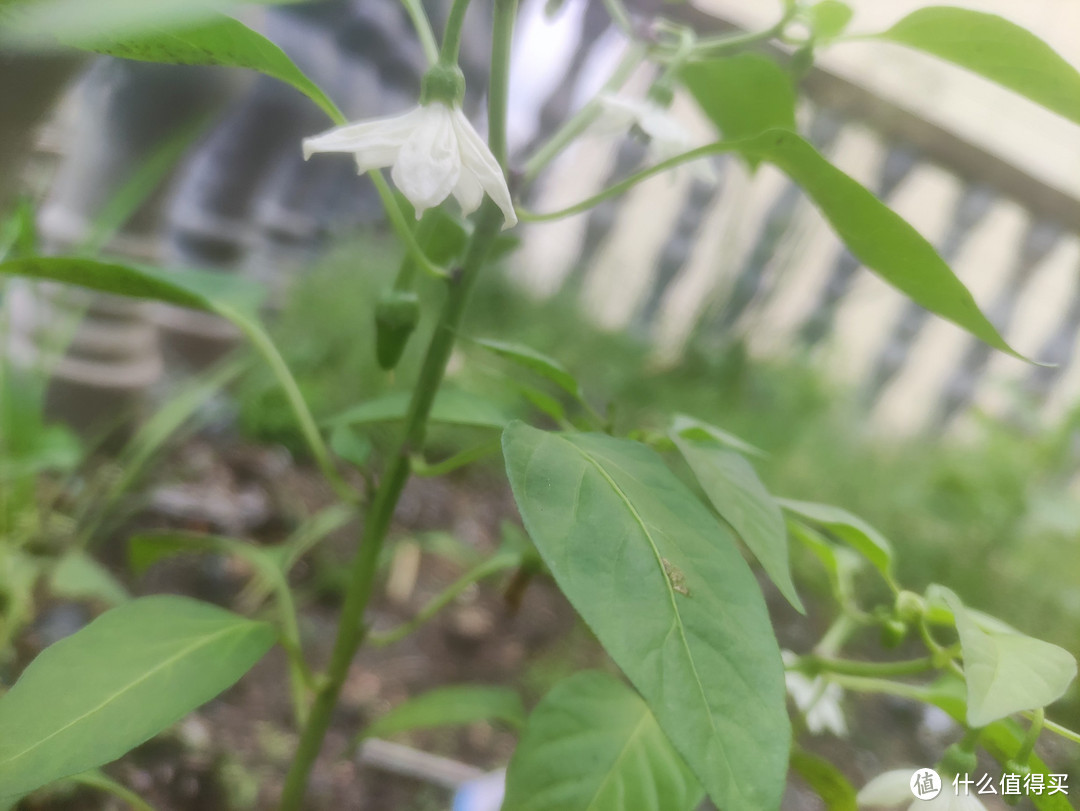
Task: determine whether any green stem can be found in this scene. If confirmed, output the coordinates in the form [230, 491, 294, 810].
[522, 41, 647, 183]
[439, 0, 474, 67]
[520, 138, 743, 220]
[690, 24, 786, 59]
[797, 654, 936, 678]
[600, 0, 632, 36]
[410, 439, 501, 477]
[278, 6, 516, 799]
[813, 613, 857, 657]
[223, 307, 355, 505]
[1037, 715, 1080, 747]
[1014, 708, 1045, 764]
[399, 0, 440, 65]
[278, 204, 503, 811]
[369, 550, 520, 647]
[368, 171, 447, 280]
[824, 673, 933, 703]
[71, 771, 154, 811]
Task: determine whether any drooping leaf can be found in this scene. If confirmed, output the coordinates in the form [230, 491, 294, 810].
[876, 7, 1080, 127]
[474, 339, 583, 399]
[790, 749, 857, 811]
[681, 54, 797, 146]
[937, 587, 1076, 727]
[869, 675, 1074, 811]
[786, 519, 859, 607]
[48, 551, 129, 606]
[128, 532, 281, 584]
[503, 423, 789, 811]
[360, 685, 526, 742]
[670, 414, 765, 458]
[0, 596, 275, 799]
[924, 583, 1018, 634]
[777, 498, 893, 581]
[502, 672, 703, 811]
[326, 389, 512, 430]
[0, 256, 263, 316]
[735, 130, 1023, 359]
[1, 7, 343, 125]
[672, 433, 803, 612]
[808, 1, 853, 41]
[0, 0, 297, 44]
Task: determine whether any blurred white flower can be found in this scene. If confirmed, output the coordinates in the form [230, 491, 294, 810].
[592, 93, 716, 181]
[303, 101, 517, 228]
[857, 769, 989, 811]
[782, 651, 847, 736]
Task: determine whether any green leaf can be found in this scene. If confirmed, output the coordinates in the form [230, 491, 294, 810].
[360, 685, 526, 742]
[808, 1, 853, 41]
[886, 676, 1074, 811]
[937, 587, 1076, 727]
[0, 0, 297, 43]
[735, 130, 1023, 359]
[672, 433, 803, 612]
[128, 532, 281, 583]
[876, 7, 1080, 127]
[326, 389, 512, 430]
[777, 498, 894, 581]
[0, 596, 275, 799]
[330, 424, 373, 469]
[786, 520, 859, 607]
[670, 414, 765, 458]
[475, 339, 583, 398]
[502, 672, 703, 811]
[48, 551, 129, 607]
[1, 8, 343, 125]
[0, 256, 263, 316]
[503, 423, 789, 811]
[790, 749, 857, 811]
[681, 54, 797, 146]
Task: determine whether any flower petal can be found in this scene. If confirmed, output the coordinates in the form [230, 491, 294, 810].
[857, 769, 916, 808]
[591, 93, 649, 137]
[452, 170, 484, 216]
[391, 103, 461, 217]
[302, 106, 423, 164]
[450, 107, 517, 228]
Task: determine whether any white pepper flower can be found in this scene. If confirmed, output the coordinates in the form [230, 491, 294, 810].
[857, 769, 988, 811]
[303, 101, 517, 229]
[782, 651, 848, 736]
[593, 93, 716, 181]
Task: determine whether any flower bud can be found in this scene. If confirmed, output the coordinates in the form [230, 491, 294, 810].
[895, 590, 926, 623]
[375, 290, 421, 370]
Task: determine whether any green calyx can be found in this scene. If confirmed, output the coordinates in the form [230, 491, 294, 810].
[375, 290, 421, 370]
[938, 739, 979, 779]
[420, 64, 466, 106]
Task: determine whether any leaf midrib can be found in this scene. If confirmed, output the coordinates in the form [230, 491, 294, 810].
[584, 710, 651, 811]
[0, 622, 256, 771]
[566, 438, 717, 738]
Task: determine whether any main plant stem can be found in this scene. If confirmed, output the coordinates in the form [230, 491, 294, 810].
[279, 3, 516, 804]
[277, 207, 501, 810]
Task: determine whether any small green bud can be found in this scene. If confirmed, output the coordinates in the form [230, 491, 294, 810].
[938, 742, 978, 779]
[420, 64, 466, 106]
[895, 590, 926, 623]
[375, 290, 421, 370]
[880, 619, 908, 649]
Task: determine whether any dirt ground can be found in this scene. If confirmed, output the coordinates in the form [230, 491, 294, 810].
[11, 436, 1070, 810]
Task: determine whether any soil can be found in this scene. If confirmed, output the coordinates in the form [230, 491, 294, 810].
[10, 437, 1068, 811]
